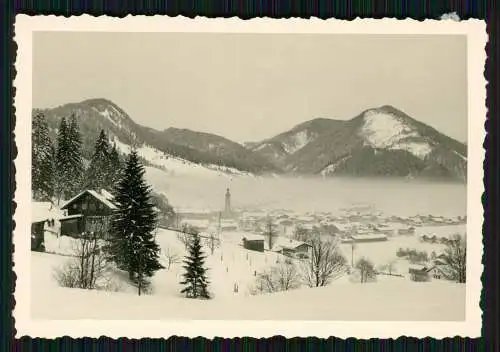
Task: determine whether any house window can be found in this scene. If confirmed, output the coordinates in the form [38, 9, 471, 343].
[98, 203, 103, 210]
[82, 202, 87, 210]
[89, 202, 96, 211]
[72, 203, 77, 209]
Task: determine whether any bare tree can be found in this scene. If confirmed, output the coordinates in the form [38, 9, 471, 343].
[263, 217, 279, 250]
[355, 258, 376, 283]
[253, 260, 301, 294]
[204, 232, 220, 255]
[441, 233, 467, 283]
[177, 223, 194, 249]
[53, 231, 107, 290]
[162, 245, 180, 270]
[378, 258, 398, 275]
[301, 236, 347, 287]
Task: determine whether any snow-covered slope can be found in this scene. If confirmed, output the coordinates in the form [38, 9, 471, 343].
[112, 137, 252, 178]
[285, 106, 468, 181]
[31, 245, 465, 320]
[34, 98, 278, 177]
[249, 118, 344, 166]
[359, 110, 433, 159]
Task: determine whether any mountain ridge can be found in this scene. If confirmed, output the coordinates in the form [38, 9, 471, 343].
[33, 99, 467, 182]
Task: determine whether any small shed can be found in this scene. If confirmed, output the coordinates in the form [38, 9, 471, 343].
[242, 235, 265, 252]
[408, 264, 431, 282]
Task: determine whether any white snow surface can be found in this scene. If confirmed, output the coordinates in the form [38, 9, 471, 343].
[282, 130, 314, 154]
[32, 225, 465, 320]
[360, 110, 433, 159]
[321, 156, 352, 176]
[112, 137, 253, 178]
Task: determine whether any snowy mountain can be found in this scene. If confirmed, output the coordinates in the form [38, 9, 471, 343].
[33, 99, 279, 176]
[251, 106, 467, 181]
[34, 100, 467, 181]
[247, 118, 344, 167]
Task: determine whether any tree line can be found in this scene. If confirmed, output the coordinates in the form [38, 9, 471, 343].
[32, 112, 122, 204]
[37, 112, 207, 297]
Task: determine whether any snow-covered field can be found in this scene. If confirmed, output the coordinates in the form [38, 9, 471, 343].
[32, 223, 467, 321]
[32, 226, 465, 321]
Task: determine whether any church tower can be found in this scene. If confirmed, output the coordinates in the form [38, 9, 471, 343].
[224, 188, 232, 216]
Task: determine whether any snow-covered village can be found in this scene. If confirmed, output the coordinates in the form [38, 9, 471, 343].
[27, 30, 470, 321]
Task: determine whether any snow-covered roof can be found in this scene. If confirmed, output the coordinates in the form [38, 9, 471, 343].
[408, 264, 427, 272]
[242, 234, 265, 241]
[351, 234, 388, 241]
[59, 214, 83, 221]
[60, 189, 118, 211]
[272, 237, 309, 251]
[99, 189, 115, 201]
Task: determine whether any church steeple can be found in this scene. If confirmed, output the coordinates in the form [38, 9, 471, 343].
[224, 188, 232, 216]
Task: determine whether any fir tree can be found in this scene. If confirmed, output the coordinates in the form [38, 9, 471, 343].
[180, 233, 210, 299]
[32, 112, 55, 201]
[66, 114, 85, 196]
[108, 142, 123, 186]
[54, 117, 70, 203]
[105, 150, 164, 295]
[54, 115, 85, 202]
[85, 129, 111, 190]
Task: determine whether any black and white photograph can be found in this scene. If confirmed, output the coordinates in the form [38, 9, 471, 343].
[14, 16, 486, 338]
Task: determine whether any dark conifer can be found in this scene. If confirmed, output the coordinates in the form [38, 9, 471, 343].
[32, 112, 55, 201]
[105, 150, 164, 295]
[66, 114, 85, 196]
[180, 233, 210, 299]
[85, 129, 111, 190]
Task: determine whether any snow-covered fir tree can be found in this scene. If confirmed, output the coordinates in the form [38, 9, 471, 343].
[85, 129, 112, 190]
[180, 232, 210, 299]
[54, 115, 85, 202]
[32, 112, 55, 201]
[105, 150, 164, 295]
[54, 117, 70, 203]
[108, 142, 123, 186]
[66, 114, 85, 196]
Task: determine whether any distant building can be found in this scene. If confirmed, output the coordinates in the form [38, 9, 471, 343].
[408, 264, 446, 281]
[224, 188, 232, 214]
[59, 189, 117, 238]
[272, 237, 311, 258]
[242, 234, 265, 252]
[408, 264, 431, 282]
[341, 234, 388, 243]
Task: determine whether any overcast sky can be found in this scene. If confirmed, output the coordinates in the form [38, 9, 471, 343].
[33, 32, 467, 143]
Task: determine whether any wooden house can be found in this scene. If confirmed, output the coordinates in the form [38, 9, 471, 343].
[59, 189, 118, 238]
[273, 237, 311, 259]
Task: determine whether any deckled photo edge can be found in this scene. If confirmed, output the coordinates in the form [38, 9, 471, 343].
[12, 15, 487, 339]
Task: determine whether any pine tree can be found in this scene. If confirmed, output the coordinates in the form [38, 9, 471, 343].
[54, 117, 70, 203]
[108, 142, 122, 187]
[32, 112, 55, 201]
[85, 129, 111, 190]
[180, 233, 210, 299]
[54, 114, 85, 202]
[66, 114, 85, 196]
[105, 150, 164, 295]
